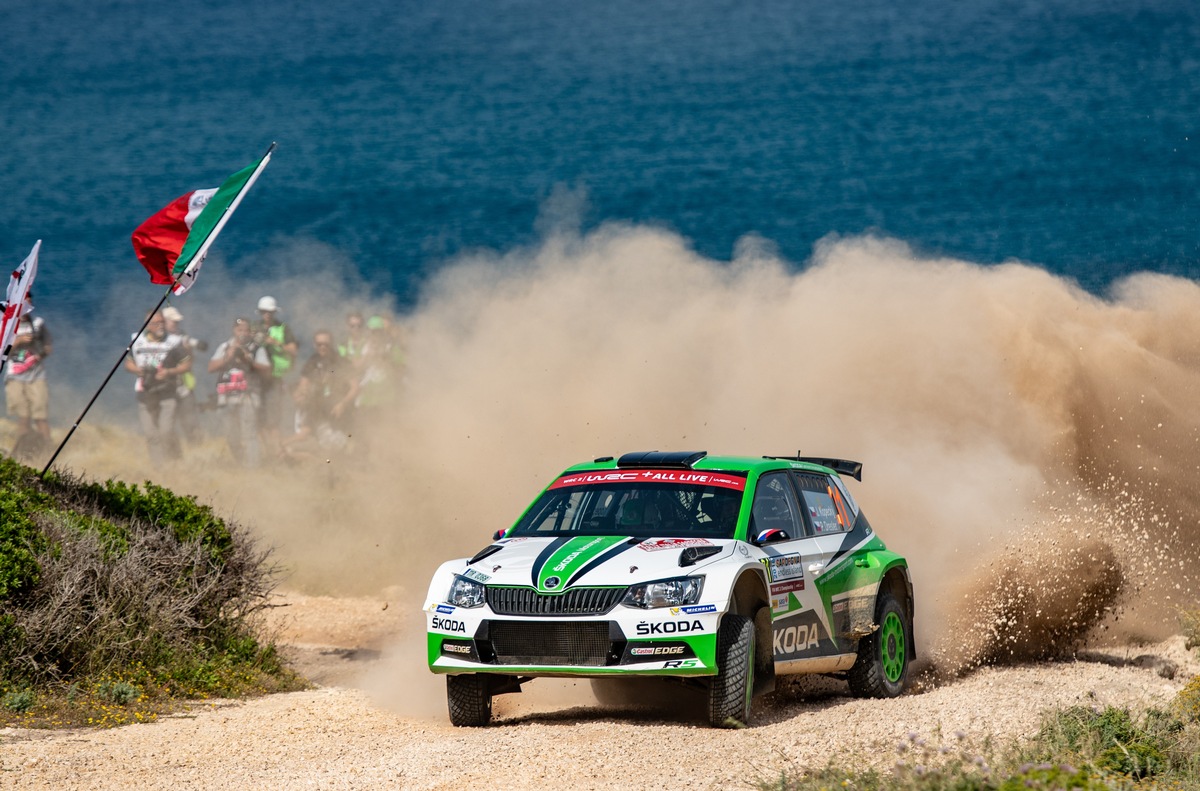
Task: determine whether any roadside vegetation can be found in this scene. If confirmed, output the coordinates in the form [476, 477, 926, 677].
[0, 456, 304, 728]
[761, 606, 1200, 791]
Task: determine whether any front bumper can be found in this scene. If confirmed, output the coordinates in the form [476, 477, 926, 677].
[426, 604, 721, 677]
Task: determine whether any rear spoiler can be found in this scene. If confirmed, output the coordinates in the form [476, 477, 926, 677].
[765, 454, 863, 481]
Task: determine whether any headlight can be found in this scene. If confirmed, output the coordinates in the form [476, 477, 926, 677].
[447, 575, 486, 608]
[623, 576, 704, 609]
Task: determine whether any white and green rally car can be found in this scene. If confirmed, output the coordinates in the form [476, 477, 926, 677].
[424, 451, 914, 727]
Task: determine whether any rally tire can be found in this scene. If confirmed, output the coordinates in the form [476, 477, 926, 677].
[847, 591, 910, 698]
[708, 613, 754, 727]
[446, 674, 492, 727]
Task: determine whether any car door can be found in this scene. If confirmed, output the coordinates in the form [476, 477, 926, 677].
[750, 472, 841, 662]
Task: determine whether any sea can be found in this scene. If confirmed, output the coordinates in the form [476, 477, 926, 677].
[1, 0, 1198, 420]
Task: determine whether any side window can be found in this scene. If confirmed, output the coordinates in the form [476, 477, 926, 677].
[792, 473, 850, 535]
[750, 473, 804, 539]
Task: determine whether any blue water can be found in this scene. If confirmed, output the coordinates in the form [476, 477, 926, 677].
[1, 0, 1198, 399]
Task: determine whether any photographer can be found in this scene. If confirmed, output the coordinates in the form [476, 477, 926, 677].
[208, 317, 271, 467]
[162, 306, 206, 444]
[124, 311, 191, 463]
[253, 295, 298, 456]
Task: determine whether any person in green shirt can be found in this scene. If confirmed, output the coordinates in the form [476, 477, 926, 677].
[252, 295, 298, 456]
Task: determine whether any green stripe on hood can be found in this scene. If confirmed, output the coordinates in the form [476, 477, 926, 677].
[536, 535, 631, 592]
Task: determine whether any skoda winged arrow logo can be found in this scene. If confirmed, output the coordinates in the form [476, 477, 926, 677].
[544, 576, 561, 590]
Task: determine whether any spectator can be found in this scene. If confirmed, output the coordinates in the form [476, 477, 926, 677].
[163, 305, 205, 443]
[4, 312, 52, 459]
[338, 311, 366, 364]
[356, 315, 402, 429]
[252, 295, 298, 455]
[281, 329, 359, 463]
[124, 311, 191, 463]
[208, 317, 271, 467]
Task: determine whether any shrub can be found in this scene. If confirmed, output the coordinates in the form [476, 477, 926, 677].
[1182, 607, 1200, 652]
[1177, 676, 1200, 723]
[0, 485, 51, 599]
[3, 515, 274, 684]
[2, 688, 35, 713]
[98, 681, 139, 706]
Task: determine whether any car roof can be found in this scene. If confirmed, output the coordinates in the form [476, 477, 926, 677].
[560, 451, 861, 481]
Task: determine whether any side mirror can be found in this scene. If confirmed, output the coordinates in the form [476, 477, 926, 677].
[754, 528, 791, 544]
[492, 528, 508, 541]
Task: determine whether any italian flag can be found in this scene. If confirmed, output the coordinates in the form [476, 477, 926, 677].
[131, 145, 274, 295]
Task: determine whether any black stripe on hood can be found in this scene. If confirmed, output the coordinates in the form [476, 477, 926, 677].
[530, 537, 571, 587]
[568, 538, 640, 586]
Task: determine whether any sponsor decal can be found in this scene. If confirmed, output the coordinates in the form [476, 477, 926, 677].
[432, 617, 467, 633]
[769, 579, 805, 595]
[638, 537, 714, 552]
[767, 552, 804, 582]
[435, 604, 456, 614]
[630, 645, 686, 656]
[771, 594, 789, 612]
[443, 643, 472, 655]
[501, 537, 530, 543]
[552, 536, 610, 572]
[636, 619, 704, 635]
[463, 568, 490, 583]
[681, 604, 717, 614]
[623, 641, 695, 663]
[774, 623, 820, 654]
[737, 543, 750, 557]
[662, 659, 701, 669]
[551, 470, 746, 491]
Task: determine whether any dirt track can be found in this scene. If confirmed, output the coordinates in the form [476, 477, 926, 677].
[1, 591, 1196, 791]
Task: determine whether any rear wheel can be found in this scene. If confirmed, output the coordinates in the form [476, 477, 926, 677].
[446, 674, 492, 727]
[848, 591, 909, 698]
[707, 614, 754, 727]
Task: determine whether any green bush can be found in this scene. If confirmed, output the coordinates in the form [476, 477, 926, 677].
[79, 479, 232, 562]
[98, 681, 139, 706]
[0, 470, 53, 598]
[0, 455, 289, 710]
[3, 688, 35, 713]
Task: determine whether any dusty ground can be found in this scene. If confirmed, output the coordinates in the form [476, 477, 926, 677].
[1, 592, 1196, 791]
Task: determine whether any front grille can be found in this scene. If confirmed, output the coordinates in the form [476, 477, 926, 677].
[487, 620, 611, 666]
[487, 586, 625, 616]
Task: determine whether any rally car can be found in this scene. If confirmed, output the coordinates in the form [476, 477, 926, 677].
[424, 451, 914, 727]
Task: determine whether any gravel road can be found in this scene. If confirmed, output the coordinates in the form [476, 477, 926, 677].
[2, 592, 1196, 791]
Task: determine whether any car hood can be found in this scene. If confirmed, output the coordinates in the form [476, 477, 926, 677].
[462, 535, 735, 592]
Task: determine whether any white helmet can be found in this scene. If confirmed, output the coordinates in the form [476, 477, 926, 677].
[257, 295, 279, 312]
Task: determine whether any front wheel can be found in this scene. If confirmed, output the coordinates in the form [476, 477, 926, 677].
[446, 674, 492, 727]
[847, 591, 910, 698]
[708, 614, 754, 727]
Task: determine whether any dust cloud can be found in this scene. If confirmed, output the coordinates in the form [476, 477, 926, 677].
[33, 221, 1200, 692]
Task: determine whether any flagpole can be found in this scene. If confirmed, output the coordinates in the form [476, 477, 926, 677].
[39, 286, 176, 478]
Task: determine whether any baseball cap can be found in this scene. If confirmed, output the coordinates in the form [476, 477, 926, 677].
[257, 296, 279, 312]
[162, 306, 183, 322]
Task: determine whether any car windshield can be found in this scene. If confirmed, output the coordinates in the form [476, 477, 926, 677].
[509, 470, 747, 539]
